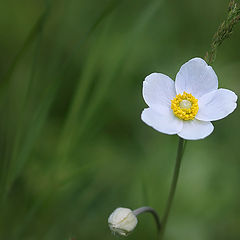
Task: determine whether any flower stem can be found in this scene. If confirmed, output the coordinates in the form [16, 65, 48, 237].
[159, 137, 186, 240]
[133, 206, 161, 233]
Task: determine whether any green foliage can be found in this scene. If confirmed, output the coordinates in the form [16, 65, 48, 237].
[0, 0, 240, 240]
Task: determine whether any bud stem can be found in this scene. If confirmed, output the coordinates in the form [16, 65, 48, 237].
[133, 206, 161, 232]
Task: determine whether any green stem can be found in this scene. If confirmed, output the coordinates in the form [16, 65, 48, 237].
[133, 206, 161, 233]
[159, 137, 186, 240]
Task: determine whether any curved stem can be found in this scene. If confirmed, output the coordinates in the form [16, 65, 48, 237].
[159, 137, 186, 239]
[133, 206, 161, 233]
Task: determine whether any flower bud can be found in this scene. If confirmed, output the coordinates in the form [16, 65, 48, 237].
[108, 207, 138, 236]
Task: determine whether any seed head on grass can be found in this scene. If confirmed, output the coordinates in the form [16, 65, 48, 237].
[205, 0, 240, 64]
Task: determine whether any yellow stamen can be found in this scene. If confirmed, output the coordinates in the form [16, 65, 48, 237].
[171, 92, 199, 120]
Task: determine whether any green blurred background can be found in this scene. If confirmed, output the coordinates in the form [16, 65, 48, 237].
[0, 0, 239, 239]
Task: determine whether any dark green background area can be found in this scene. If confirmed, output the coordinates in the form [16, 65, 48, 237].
[0, 0, 239, 239]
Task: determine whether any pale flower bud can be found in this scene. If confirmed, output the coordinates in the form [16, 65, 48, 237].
[108, 207, 138, 236]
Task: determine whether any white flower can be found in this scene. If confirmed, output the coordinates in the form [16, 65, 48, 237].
[108, 207, 138, 236]
[141, 57, 237, 140]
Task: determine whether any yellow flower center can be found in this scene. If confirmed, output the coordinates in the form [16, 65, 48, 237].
[171, 92, 199, 120]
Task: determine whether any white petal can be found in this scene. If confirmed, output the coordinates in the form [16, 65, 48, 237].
[175, 58, 218, 98]
[141, 108, 183, 135]
[143, 73, 176, 114]
[196, 89, 237, 121]
[178, 119, 214, 140]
